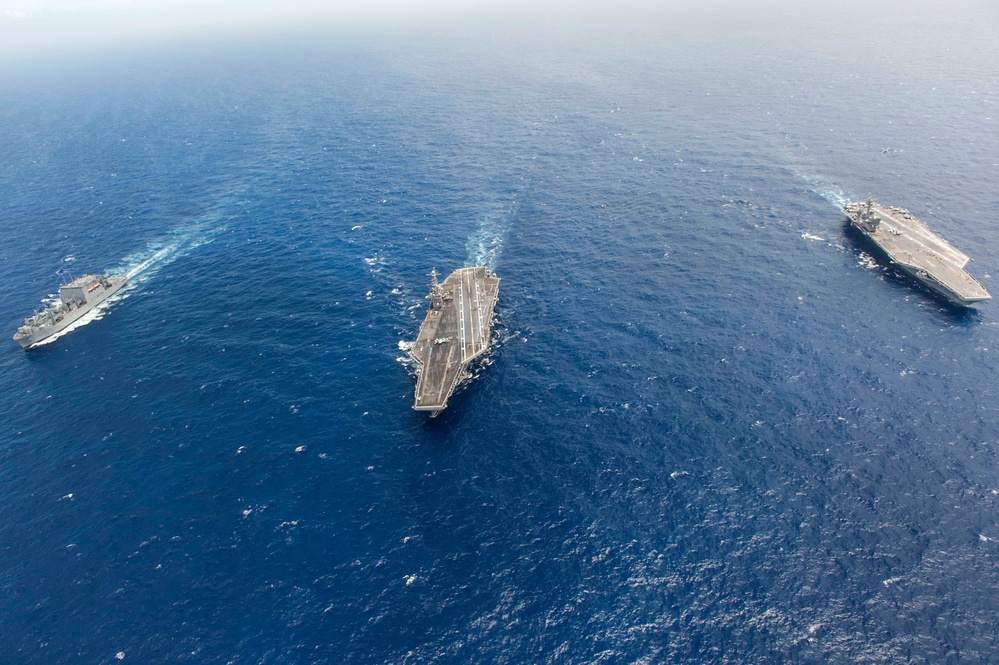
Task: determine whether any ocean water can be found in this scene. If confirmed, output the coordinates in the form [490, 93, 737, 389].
[1, 19, 998, 663]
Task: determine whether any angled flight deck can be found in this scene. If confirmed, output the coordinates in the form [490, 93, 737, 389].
[845, 198, 990, 306]
[410, 266, 500, 415]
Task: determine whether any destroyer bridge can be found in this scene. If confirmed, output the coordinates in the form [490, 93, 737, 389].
[410, 266, 500, 414]
[844, 198, 991, 307]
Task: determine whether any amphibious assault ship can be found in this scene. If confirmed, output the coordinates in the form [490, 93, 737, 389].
[844, 198, 991, 307]
[14, 274, 127, 349]
[410, 266, 500, 415]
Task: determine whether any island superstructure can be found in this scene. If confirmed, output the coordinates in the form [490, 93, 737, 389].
[14, 274, 127, 349]
[410, 266, 500, 414]
[844, 198, 990, 306]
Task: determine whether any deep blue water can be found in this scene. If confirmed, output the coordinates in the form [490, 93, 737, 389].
[1, 21, 999, 663]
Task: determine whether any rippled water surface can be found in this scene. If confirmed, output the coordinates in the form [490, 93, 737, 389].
[1, 20, 998, 663]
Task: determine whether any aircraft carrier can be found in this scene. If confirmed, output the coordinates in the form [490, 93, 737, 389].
[14, 274, 128, 349]
[410, 266, 500, 415]
[845, 198, 991, 306]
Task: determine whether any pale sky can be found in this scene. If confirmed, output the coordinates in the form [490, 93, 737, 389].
[1, 0, 533, 25]
[0, 0, 995, 62]
[0, 0, 536, 58]
[0, 0, 652, 61]
[0, 0, 535, 60]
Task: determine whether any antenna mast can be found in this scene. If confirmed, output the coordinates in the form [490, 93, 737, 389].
[427, 268, 447, 310]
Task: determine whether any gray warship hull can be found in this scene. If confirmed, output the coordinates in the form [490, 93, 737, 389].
[844, 200, 990, 307]
[14, 275, 127, 349]
[410, 266, 500, 415]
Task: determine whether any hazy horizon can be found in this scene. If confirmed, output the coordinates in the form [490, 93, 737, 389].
[1, 0, 996, 65]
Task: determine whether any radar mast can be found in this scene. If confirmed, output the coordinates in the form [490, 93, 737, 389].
[427, 267, 449, 310]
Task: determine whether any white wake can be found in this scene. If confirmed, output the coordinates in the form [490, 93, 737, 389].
[115, 220, 225, 285]
[29, 220, 225, 346]
[798, 173, 851, 211]
[465, 199, 517, 270]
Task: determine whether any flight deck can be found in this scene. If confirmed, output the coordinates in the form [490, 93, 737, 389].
[410, 266, 500, 414]
[845, 199, 990, 306]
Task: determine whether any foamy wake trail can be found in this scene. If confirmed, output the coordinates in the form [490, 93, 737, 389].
[116, 221, 225, 284]
[124, 245, 174, 280]
[798, 173, 850, 212]
[31, 221, 225, 345]
[465, 200, 517, 270]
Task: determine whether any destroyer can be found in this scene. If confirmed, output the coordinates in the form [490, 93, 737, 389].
[844, 198, 991, 306]
[410, 266, 500, 415]
[14, 274, 127, 349]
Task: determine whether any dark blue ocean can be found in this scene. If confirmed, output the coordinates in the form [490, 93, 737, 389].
[2, 18, 998, 663]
